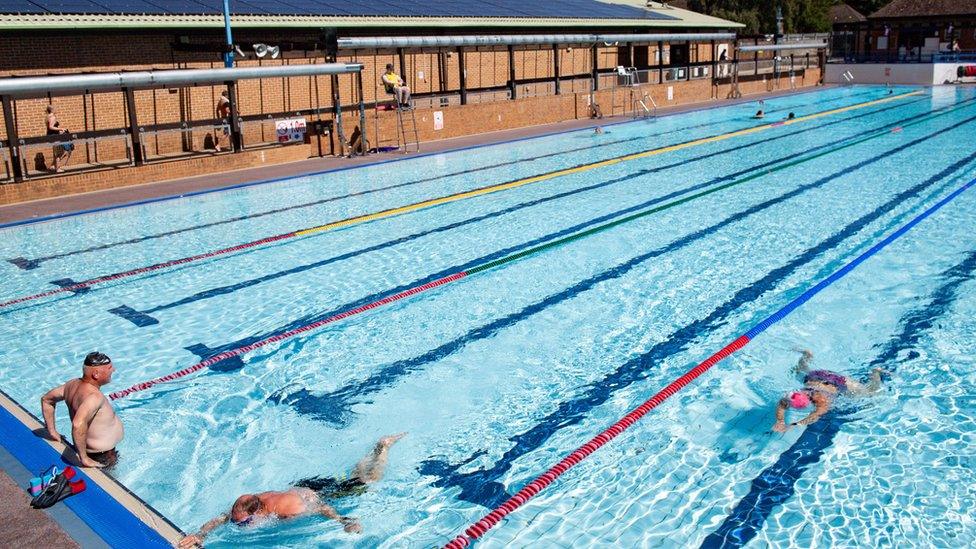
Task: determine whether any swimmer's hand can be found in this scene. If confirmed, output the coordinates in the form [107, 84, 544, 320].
[340, 516, 362, 534]
[772, 422, 789, 433]
[177, 534, 203, 548]
[78, 456, 106, 468]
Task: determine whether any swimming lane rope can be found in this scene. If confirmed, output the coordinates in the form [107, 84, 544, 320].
[441, 178, 976, 548]
[107, 98, 956, 401]
[0, 92, 919, 311]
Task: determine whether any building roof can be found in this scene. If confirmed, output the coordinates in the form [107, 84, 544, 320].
[830, 3, 867, 24]
[605, 1, 744, 28]
[0, 0, 742, 30]
[869, 0, 976, 19]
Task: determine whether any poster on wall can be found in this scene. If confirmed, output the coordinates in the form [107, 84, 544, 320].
[276, 117, 307, 143]
[433, 111, 444, 131]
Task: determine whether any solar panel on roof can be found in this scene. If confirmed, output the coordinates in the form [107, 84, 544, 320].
[33, 0, 113, 14]
[0, 0, 45, 13]
[2, 0, 682, 19]
[93, 0, 169, 14]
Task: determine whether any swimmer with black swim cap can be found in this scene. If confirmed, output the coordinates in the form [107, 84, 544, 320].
[178, 433, 406, 548]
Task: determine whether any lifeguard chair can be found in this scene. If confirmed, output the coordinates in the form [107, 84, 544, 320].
[373, 80, 419, 154]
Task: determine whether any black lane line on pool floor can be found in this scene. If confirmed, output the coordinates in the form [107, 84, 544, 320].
[0, 91, 919, 314]
[105, 96, 931, 328]
[167, 102, 972, 379]
[413, 127, 976, 508]
[5, 90, 878, 271]
[247, 99, 976, 423]
[700, 248, 976, 549]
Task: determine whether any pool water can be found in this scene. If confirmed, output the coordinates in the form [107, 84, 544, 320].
[1, 85, 974, 548]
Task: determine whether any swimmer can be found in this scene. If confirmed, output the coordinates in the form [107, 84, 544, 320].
[771, 350, 883, 432]
[178, 433, 406, 548]
[594, 126, 604, 135]
[753, 110, 765, 119]
[787, 112, 795, 120]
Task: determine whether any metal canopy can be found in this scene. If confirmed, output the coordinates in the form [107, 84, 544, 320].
[0, 63, 363, 98]
[338, 33, 736, 49]
[0, 0, 677, 19]
[738, 42, 827, 52]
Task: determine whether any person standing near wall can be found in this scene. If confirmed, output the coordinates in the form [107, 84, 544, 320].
[46, 105, 73, 173]
[215, 90, 231, 152]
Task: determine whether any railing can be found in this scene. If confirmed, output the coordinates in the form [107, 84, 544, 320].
[933, 52, 976, 63]
[18, 130, 133, 179]
[138, 120, 230, 161]
[838, 52, 973, 64]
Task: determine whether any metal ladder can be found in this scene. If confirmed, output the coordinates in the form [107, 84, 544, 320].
[372, 93, 420, 154]
[395, 98, 420, 154]
[633, 92, 657, 119]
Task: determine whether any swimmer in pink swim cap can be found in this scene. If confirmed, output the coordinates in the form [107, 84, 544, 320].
[772, 349, 885, 433]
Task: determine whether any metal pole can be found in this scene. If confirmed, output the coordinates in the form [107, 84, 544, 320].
[221, 0, 234, 68]
[226, 81, 242, 151]
[754, 37, 759, 74]
[332, 73, 345, 156]
[1, 95, 22, 182]
[553, 44, 561, 95]
[711, 39, 716, 80]
[397, 47, 406, 80]
[122, 87, 144, 165]
[356, 70, 367, 156]
[658, 40, 664, 84]
[457, 46, 467, 105]
[508, 45, 517, 100]
[591, 44, 599, 91]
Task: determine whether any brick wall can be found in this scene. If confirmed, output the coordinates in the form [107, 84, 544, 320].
[0, 31, 816, 203]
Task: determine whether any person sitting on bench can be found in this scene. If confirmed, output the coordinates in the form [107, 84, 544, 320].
[382, 64, 412, 108]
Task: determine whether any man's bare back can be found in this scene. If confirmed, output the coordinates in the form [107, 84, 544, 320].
[178, 433, 406, 548]
[61, 378, 124, 451]
[41, 352, 124, 468]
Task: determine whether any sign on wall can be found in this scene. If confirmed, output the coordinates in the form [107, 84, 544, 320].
[276, 117, 307, 143]
[433, 111, 444, 131]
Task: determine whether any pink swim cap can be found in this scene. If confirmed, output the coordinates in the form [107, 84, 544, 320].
[788, 391, 811, 409]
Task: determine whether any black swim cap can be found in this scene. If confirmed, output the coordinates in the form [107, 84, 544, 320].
[84, 352, 111, 367]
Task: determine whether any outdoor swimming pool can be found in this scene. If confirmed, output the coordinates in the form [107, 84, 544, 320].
[1, 85, 974, 547]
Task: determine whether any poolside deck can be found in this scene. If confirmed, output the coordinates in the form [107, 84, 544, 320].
[0, 470, 79, 548]
[0, 86, 832, 227]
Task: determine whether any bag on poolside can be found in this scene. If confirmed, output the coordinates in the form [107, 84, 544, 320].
[29, 465, 86, 509]
[27, 465, 58, 496]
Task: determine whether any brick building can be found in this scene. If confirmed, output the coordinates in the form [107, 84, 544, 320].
[835, 0, 976, 61]
[0, 2, 824, 204]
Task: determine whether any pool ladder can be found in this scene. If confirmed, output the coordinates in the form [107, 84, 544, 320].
[633, 93, 657, 119]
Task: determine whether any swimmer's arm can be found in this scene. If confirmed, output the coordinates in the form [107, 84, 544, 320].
[71, 394, 105, 468]
[793, 399, 829, 426]
[772, 399, 789, 431]
[40, 384, 65, 441]
[319, 503, 361, 533]
[178, 514, 228, 548]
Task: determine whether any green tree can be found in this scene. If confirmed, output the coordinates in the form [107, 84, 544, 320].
[687, 0, 836, 34]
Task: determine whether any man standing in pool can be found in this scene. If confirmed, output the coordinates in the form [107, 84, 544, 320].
[40, 352, 125, 468]
[772, 349, 884, 432]
[178, 433, 406, 547]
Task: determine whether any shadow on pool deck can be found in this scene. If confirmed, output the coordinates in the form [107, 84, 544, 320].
[0, 87, 837, 227]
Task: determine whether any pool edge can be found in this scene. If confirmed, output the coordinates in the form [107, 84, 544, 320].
[0, 388, 184, 547]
